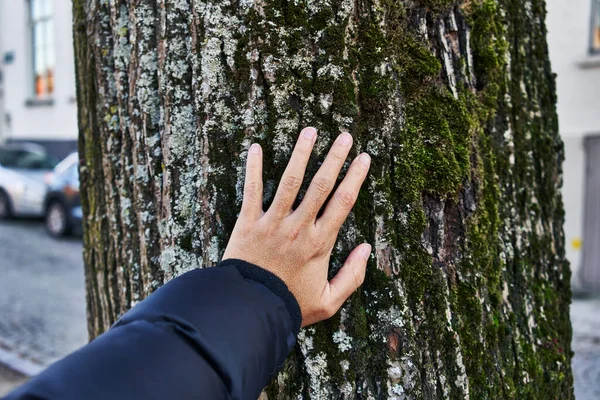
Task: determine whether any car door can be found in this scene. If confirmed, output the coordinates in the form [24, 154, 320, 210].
[11, 151, 55, 215]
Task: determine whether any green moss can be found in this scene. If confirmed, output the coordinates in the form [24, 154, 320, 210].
[413, 0, 457, 13]
[467, 0, 508, 110]
[404, 90, 472, 195]
[180, 234, 193, 252]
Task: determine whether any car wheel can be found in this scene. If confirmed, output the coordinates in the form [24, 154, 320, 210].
[46, 201, 70, 237]
[0, 190, 12, 219]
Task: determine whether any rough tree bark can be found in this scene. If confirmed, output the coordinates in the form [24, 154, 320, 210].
[72, 0, 573, 398]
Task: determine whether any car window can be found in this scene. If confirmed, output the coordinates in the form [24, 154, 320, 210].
[13, 151, 58, 170]
[0, 149, 21, 167]
[68, 163, 79, 180]
[55, 154, 78, 176]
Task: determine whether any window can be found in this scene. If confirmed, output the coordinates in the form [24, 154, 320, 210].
[14, 151, 57, 169]
[0, 149, 57, 169]
[30, 0, 54, 97]
[592, 0, 600, 54]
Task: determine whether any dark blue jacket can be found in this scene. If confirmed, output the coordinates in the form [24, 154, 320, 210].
[4, 259, 302, 400]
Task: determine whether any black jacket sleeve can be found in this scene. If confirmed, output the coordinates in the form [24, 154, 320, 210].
[3, 259, 302, 400]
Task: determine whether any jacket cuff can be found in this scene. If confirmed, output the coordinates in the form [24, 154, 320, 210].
[218, 258, 302, 336]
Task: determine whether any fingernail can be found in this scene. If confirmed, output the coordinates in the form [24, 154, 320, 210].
[359, 153, 371, 166]
[338, 133, 352, 146]
[303, 127, 317, 140]
[360, 244, 372, 260]
[250, 143, 261, 154]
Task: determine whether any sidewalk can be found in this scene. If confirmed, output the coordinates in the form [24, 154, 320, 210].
[571, 295, 600, 400]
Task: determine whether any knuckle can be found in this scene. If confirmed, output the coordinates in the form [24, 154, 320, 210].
[244, 181, 261, 196]
[281, 175, 303, 191]
[334, 189, 356, 208]
[331, 150, 346, 161]
[312, 176, 332, 194]
[352, 267, 365, 288]
[311, 232, 328, 252]
[287, 225, 302, 241]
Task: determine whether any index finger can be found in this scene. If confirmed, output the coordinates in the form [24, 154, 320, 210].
[240, 143, 264, 220]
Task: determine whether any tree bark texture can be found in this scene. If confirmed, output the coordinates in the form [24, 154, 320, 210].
[72, 0, 573, 398]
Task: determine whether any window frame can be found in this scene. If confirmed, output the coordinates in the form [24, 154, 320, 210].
[28, 0, 55, 99]
[591, 0, 600, 55]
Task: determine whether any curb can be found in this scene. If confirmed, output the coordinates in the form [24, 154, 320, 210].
[0, 347, 44, 377]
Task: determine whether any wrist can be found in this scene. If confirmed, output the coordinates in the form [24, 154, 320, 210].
[218, 258, 302, 336]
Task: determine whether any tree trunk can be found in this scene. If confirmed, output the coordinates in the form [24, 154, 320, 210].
[72, 0, 573, 398]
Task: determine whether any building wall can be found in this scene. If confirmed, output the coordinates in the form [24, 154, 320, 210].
[0, 0, 77, 143]
[546, 0, 600, 290]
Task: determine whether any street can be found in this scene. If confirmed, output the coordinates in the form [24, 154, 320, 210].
[0, 219, 87, 369]
[0, 219, 598, 397]
[571, 297, 600, 400]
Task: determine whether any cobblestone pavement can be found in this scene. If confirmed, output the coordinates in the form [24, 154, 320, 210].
[0, 219, 87, 366]
[571, 296, 600, 400]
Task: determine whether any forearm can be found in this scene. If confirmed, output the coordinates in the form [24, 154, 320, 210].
[4, 260, 300, 400]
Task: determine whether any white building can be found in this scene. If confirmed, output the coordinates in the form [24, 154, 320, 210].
[547, 0, 600, 291]
[0, 0, 78, 158]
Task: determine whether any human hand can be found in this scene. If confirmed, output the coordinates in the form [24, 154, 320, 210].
[222, 127, 371, 327]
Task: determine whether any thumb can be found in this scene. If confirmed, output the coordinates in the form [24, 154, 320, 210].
[327, 243, 371, 314]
